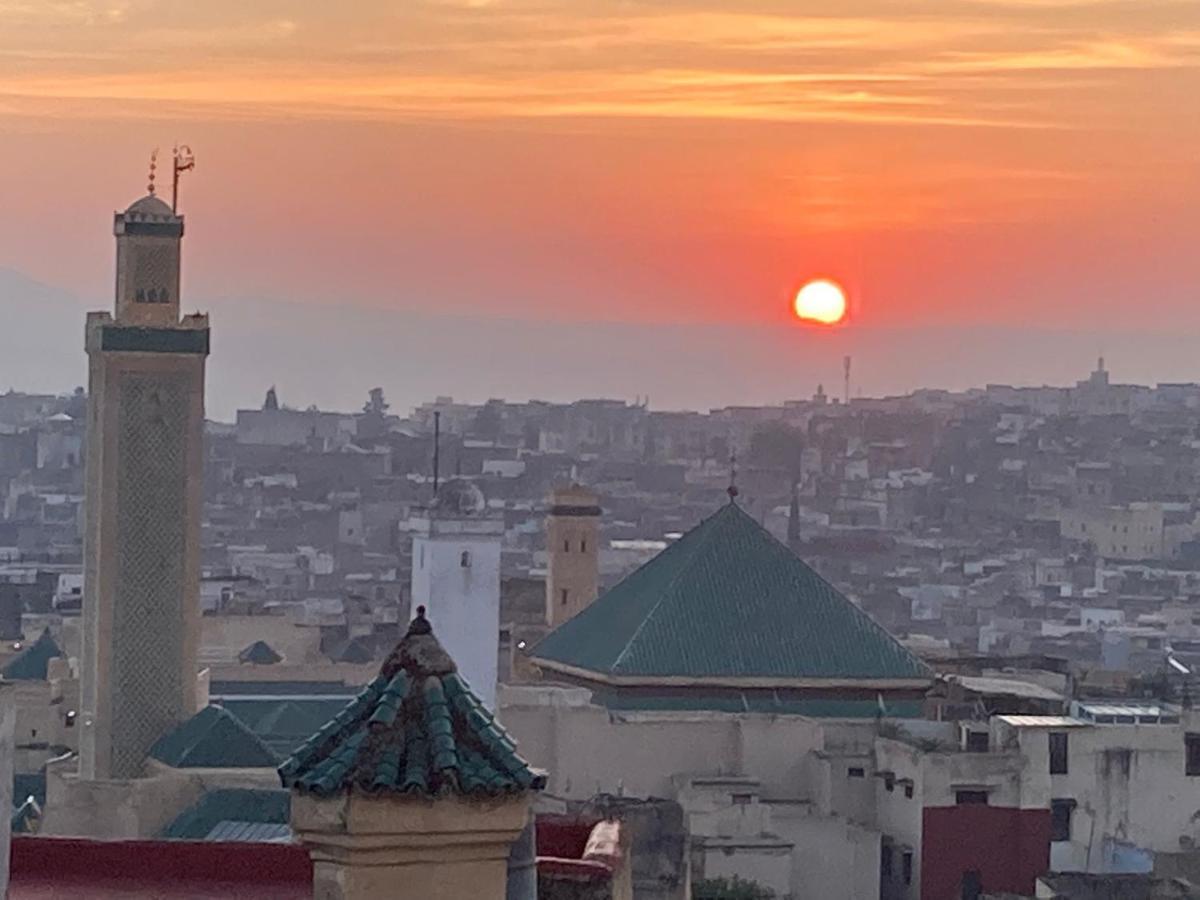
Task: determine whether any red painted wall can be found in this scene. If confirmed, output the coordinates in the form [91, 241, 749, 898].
[921, 806, 1049, 900]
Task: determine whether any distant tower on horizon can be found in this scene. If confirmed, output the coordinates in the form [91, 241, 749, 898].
[79, 176, 209, 780]
[545, 485, 601, 629]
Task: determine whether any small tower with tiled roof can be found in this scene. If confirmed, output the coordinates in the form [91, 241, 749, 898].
[281, 607, 544, 900]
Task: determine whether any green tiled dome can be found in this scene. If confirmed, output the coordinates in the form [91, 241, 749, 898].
[279, 608, 545, 798]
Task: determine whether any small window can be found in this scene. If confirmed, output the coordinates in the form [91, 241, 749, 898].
[966, 731, 989, 753]
[1050, 798, 1075, 842]
[581, 538, 588, 553]
[135, 288, 146, 302]
[847, 767, 865, 778]
[902, 851, 913, 885]
[955, 790, 988, 805]
[884, 772, 895, 792]
[1049, 732, 1069, 775]
[904, 782, 913, 799]
[730, 793, 753, 805]
[560, 588, 569, 606]
[881, 844, 893, 880]
[1186, 733, 1200, 776]
[563, 539, 570, 552]
[460, 550, 471, 568]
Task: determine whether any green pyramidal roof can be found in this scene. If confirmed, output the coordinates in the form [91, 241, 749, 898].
[279, 608, 545, 798]
[150, 705, 279, 768]
[533, 502, 930, 684]
[3, 629, 62, 681]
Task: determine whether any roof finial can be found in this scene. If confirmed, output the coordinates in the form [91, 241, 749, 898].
[727, 451, 739, 502]
[171, 143, 195, 213]
[407, 605, 432, 636]
[147, 148, 158, 195]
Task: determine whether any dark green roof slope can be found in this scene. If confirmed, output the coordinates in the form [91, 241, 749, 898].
[150, 705, 279, 768]
[160, 788, 290, 841]
[238, 640, 282, 665]
[3, 629, 62, 681]
[280, 609, 545, 799]
[533, 502, 930, 682]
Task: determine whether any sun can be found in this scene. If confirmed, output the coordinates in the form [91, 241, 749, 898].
[793, 279, 847, 325]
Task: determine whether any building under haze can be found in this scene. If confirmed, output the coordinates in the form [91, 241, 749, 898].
[78, 190, 209, 780]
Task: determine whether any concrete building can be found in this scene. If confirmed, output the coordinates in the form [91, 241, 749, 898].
[544, 484, 601, 628]
[1060, 503, 1164, 561]
[79, 190, 209, 780]
[409, 480, 502, 709]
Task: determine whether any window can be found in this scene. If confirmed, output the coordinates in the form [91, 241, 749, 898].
[904, 782, 914, 799]
[731, 793, 753, 805]
[955, 790, 988, 805]
[884, 772, 895, 792]
[902, 851, 913, 886]
[581, 538, 587, 553]
[563, 538, 570, 552]
[560, 588, 569, 606]
[966, 731, 989, 753]
[881, 843, 893, 881]
[1050, 798, 1075, 842]
[1186, 733, 1200, 776]
[847, 767, 865, 778]
[1049, 732, 1069, 775]
[460, 550, 471, 568]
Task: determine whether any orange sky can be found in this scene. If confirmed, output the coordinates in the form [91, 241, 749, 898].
[2, 1, 1199, 410]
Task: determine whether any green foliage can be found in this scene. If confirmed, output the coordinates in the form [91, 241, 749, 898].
[693, 875, 776, 900]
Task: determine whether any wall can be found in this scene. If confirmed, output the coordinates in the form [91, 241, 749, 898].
[921, 805, 1050, 900]
[500, 687, 826, 801]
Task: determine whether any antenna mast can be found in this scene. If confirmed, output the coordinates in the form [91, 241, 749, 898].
[171, 144, 195, 213]
[432, 411, 441, 498]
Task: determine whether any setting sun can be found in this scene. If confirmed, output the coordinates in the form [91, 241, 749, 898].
[793, 279, 847, 325]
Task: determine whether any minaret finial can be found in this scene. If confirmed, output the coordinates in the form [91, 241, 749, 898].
[727, 451, 739, 502]
[172, 144, 195, 213]
[147, 148, 158, 195]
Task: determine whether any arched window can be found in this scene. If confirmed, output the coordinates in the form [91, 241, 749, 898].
[581, 538, 588, 553]
[563, 538, 570, 553]
[460, 550, 471, 568]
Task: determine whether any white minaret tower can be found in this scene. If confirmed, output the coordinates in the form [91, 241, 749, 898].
[409, 481, 502, 709]
[79, 154, 208, 780]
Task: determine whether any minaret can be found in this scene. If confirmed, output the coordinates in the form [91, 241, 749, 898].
[79, 173, 209, 780]
[545, 485, 601, 629]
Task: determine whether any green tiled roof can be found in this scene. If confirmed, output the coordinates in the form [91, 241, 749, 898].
[279, 608, 545, 799]
[3, 629, 62, 681]
[150, 705, 280, 768]
[533, 502, 930, 683]
[160, 788, 290, 841]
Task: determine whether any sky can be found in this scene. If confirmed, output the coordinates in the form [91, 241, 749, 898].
[1, 1, 1199, 418]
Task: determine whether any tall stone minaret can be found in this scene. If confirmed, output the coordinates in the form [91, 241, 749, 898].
[79, 185, 209, 780]
[545, 485, 601, 629]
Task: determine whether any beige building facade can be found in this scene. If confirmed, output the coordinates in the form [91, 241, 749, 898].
[79, 192, 208, 780]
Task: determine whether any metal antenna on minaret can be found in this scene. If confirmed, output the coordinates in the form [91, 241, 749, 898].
[727, 451, 739, 502]
[172, 144, 195, 213]
[843, 355, 852, 406]
[147, 148, 159, 195]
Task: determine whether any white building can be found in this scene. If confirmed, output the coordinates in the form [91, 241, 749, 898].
[409, 481, 502, 710]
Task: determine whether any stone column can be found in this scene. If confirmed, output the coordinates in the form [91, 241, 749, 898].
[292, 792, 531, 900]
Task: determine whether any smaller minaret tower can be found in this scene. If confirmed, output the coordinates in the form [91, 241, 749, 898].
[545, 485, 601, 629]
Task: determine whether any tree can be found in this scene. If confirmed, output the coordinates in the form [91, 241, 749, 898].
[693, 876, 776, 900]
